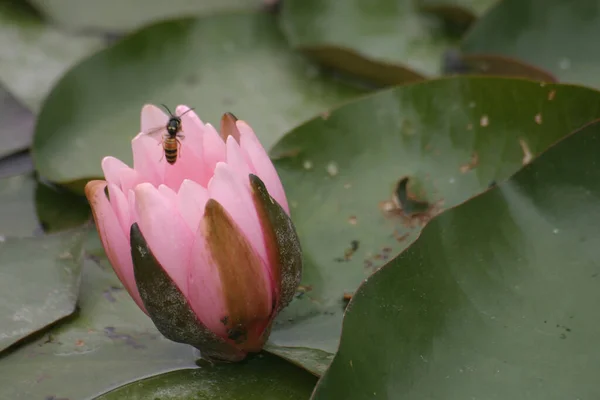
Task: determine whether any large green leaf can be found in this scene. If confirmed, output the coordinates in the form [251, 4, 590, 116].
[279, 0, 455, 84]
[0, 250, 194, 399]
[0, 84, 34, 159]
[0, 228, 85, 353]
[27, 0, 264, 33]
[0, 173, 40, 237]
[461, 0, 600, 89]
[0, 173, 90, 237]
[265, 76, 600, 375]
[32, 11, 365, 190]
[420, 0, 497, 16]
[0, 1, 105, 111]
[418, 0, 498, 26]
[94, 353, 316, 399]
[0, 152, 34, 180]
[311, 119, 600, 400]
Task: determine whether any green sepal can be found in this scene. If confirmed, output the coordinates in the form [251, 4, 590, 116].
[249, 174, 303, 310]
[130, 222, 246, 363]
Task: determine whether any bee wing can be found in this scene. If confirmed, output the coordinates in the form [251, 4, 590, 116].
[143, 125, 167, 139]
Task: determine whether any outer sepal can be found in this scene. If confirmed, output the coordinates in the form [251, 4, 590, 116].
[250, 174, 303, 310]
[130, 223, 245, 363]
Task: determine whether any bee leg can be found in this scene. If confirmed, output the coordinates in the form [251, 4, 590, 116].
[176, 138, 182, 158]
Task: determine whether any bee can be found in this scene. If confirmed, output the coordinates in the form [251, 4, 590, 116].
[145, 104, 195, 165]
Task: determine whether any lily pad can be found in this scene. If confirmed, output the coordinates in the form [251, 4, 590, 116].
[94, 353, 316, 399]
[0, 84, 34, 159]
[35, 181, 91, 233]
[32, 11, 365, 191]
[0, 251, 194, 400]
[27, 0, 265, 33]
[0, 228, 85, 353]
[442, 51, 557, 83]
[279, 0, 456, 83]
[0, 1, 105, 111]
[418, 0, 498, 27]
[461, 0, 600, 89]
[265, 76, 600, 375]
[0, 152, 34, 180]
[0, 173, 91, 237]
[0, 173, 41, 237]
[311, 119, 600, 399]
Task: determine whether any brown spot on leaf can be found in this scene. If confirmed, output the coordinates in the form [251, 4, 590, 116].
[548, 90, 556, 101]
[519, 138, 533, 165]
[348, 215, 357, 225]
[343, 292, 353, 302]
[460, 152, 479, 173]
[321, 111, 330, 120]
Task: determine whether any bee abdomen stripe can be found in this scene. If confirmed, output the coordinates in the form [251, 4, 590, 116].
[164, 148, 178, 154]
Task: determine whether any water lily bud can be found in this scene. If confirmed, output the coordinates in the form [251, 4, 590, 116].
[85, 104, 302, 362]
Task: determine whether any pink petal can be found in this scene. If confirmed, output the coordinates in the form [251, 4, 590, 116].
[162, 140, 209, 191]
[226, 135, 253, 180]
[131, 133, 164, 187]
[203, 123, 227, 173]
[187, 231, 228, 337]
[101, 157, 131, 189]
[177, 179, 209, 233]
[85, 181, 146, 313]
[237, 121, 289, 214]
[119, 167, 143, 195]
[208, 163, 268, 267]
[158, 184, 178, 205]
[176, 105, 204, 160]
[127, 189, 137, 238]
[134, 183, 194, 297]
[141, 104, 169, 134]
[107, 183, 130, 237]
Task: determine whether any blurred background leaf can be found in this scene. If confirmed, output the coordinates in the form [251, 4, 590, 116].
[26, 0, 266, 33]
[461, 0, 600, 88]
[94, 353, 316, 400]
[0, 251, 193, 400]
[0, 228, 85, 352]
[31, 11, 366, 192]
[311, 119, 600, 399]
[0, 173, 40, 237]
[0, 1, 105, 111]
[0, 84, 34, 159]
[418, 0, 499, 27]
[279, 0, 456, 84]
[265, 76, 600, 374]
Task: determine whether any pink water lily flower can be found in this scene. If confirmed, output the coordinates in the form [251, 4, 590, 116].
[85, 105, 302, 361]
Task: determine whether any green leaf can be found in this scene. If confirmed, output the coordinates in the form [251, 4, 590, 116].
[418, 0, 499, 26]
[0, 248, 194, 400]
[94, 353, 316, 399]
[0, 173, 41, 237]
[461, 0, 600, 89]
[0, 1, 105, 111]
[32, 11, 365, 191]
[0, 173, 90, 237]
[279, 0, 456, 83]
[0, 84, 34, 159]
[311, 119, 600, 400]
[27, 0, 265, 33]
[0, 228, 85, 352]
[35, 180, 92, 233]
[265, 76, 600, 375]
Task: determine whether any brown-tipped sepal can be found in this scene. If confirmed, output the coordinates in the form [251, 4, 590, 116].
[130, 223, 246, 362]
[203, 199, 273, 352]
[220, 112, 241, 142]
[249, 174, 303, 311]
